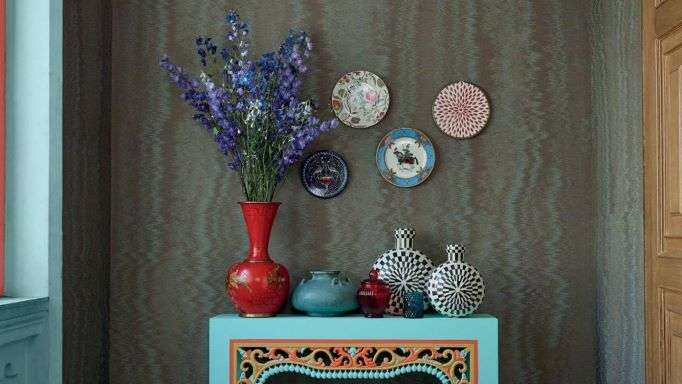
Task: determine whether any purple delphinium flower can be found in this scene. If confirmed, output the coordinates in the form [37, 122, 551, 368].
[159, 55, 211, 127]
[159, 55, 192, 90]
[159, 10, 338, 201]
[195, 36, 217, 67]
[192, 113, 211, 130]
[203, 77, 241, 155]
[279, 118, 339, 177]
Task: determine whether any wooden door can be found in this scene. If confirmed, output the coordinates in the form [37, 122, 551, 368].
[644, 0, 682, 382]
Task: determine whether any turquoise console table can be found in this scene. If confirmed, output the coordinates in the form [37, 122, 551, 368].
[209, 314, 498, 384]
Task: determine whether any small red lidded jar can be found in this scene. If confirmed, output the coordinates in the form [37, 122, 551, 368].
[357, 269, 391, 318]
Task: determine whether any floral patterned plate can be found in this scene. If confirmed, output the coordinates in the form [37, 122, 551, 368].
[300, 150, 349, 199]
[331, 71, 389, 129]
[376, 128, 436, 188]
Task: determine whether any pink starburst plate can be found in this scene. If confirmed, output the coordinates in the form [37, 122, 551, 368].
[432, 81, 490, 138]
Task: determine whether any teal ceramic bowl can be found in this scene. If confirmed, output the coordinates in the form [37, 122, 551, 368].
[292, 271, 358, 316]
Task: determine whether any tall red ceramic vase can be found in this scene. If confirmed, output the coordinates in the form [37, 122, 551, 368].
[226, 202, 290, 317]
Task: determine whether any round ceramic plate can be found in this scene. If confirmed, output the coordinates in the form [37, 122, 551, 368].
[331, 71, 389, 128]
[301, 150, 349, 199]
[432, 81, 490, 138]
[376, 128, 435, 187]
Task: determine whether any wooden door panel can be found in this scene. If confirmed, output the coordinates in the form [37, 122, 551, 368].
[645, 0, 682, 381]
[657, 259, 682, 286]
[661, 29, 682, 252]
[671, 330, 682, 384]
[663, 290, 682, 382]
[656, 0, 682, 35]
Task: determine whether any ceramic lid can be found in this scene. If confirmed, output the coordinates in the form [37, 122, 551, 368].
[360, 269, 388, 288]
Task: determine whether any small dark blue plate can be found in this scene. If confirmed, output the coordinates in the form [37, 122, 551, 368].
[300, 150, 349, 199]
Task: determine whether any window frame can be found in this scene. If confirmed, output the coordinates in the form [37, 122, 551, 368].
[0, 0, 6, 296]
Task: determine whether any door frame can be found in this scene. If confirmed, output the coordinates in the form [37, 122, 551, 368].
[643, 0, 682, 382]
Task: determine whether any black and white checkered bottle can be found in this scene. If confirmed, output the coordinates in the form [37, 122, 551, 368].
[371, 228, 434, 315]
[427, 244, 485, 317]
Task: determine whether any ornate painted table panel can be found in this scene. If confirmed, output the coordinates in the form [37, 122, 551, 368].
[209, 314, 498, 384]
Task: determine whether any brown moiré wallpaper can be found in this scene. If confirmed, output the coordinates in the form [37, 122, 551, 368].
[592, 0, 644, 383]
[111, 1, 596, 383]
[63, 0, 111, 383]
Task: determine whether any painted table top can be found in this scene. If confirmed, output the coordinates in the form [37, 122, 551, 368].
[212, 312, 494, 320]
[210, 314, 498, 384]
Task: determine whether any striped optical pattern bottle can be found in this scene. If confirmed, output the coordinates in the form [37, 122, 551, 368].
[372, 227, 434, 315]
[427, 244, 485, 317]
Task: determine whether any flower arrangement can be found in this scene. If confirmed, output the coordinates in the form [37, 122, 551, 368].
[160, 10, 338, 202]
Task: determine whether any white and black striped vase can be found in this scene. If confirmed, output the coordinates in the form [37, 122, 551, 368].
[427, 244, 485, 317]
[372, 228, 434, 315]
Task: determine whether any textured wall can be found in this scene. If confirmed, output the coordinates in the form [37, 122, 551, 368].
[111, 1, 596, 383]
[592, 1, 644, 383]
[63, 0, 111, 383]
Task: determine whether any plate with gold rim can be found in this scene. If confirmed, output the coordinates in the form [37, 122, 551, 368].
[331, 71, 389, 129]
[376, 128, 435, 188]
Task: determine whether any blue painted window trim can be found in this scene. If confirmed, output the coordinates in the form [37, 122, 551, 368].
[0, 1, 62, 383]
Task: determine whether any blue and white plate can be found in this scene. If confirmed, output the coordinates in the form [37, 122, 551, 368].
[301, 150, 349, 199]
[376, 128, 435, 188]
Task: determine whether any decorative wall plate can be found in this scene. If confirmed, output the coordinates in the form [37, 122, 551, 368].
[376, 128, 435, 188]
[331, 71, 389, 128]
[432, 81, 490, 138]
[301, 151, 349, 199]
[427, 244, 485, 317]
[372, 228, 434, 315]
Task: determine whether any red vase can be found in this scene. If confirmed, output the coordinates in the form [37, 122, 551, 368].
[225, 202, 290, 317]
[357, 269, 391, 318]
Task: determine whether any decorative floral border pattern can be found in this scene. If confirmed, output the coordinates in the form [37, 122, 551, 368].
[229, 339, 476, 384]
